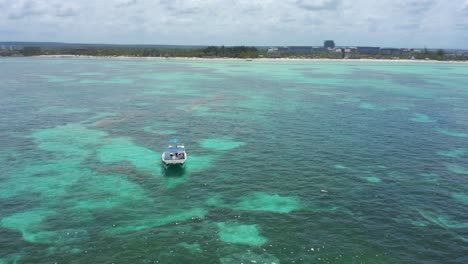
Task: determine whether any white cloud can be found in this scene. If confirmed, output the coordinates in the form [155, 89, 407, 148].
[5, 0, 80, 19]
[295, 0, 341, 10]
[0, 0, 466, 48]
[462, 0, 468, 15]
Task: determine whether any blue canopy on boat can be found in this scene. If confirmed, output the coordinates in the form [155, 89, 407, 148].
[165, 146, 185, 153]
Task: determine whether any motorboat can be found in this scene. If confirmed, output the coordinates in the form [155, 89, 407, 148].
[161, 139, 187, 168]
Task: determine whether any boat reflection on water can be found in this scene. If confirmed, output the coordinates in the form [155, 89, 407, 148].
[162, 163, 186, 177]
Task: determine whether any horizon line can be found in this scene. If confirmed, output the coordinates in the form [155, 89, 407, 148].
[0, 40, 465, 50]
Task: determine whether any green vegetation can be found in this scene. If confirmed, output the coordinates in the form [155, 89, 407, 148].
[15, 45, 263, 58]
[413, 49, 448, 61]
[0, 44, 465, 61]
[200, 46, 260, 58]
[21, 47, 42, 56]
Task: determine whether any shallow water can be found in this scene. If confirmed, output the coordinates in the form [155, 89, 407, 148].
[1, 58, 468, 263]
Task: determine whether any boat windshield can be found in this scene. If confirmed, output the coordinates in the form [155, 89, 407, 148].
[166, 146, 185, 153]
[164, 147, 186, 160]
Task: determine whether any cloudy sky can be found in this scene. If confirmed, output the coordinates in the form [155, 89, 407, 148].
[1, 0, 467, 48]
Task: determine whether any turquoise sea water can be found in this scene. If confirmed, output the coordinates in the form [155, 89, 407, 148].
[1, 58, 468, 263]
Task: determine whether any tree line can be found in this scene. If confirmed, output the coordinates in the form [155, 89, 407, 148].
[9, 46, 466, 61]
[18, 46, 264, 58]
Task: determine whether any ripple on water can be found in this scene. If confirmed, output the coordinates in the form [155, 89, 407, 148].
[437, 129, 468, 138]
[31, 122, 151, 201]
[38, 75, 76, 83]
[220, 251, 279, 264]
[235, 192, 301, 214]
[437, 148, 467, 158]
[143, 126, 177, 135]
[365, 176, 382, 183]
[410, 113, 436, 123]
[106, 208, 207, 234]
[71, 174, 148, 211]
[334, 164, 348, 170]
[0, 149, 19, 164]
[339, 97, 362, 104]
[445, 164, 468, 175]
[80, 112, 118, 127]
[205, 194, 225, 207]
[185, 154, 216, 172]
[142, 120, 179, 135]
[97, 137, 162, 176]
[0, 209, 56, 243]
[359, 102, 383, 110]
[2, 124, 108, 199]
[200, 137, 246, 151]
[419, 173, 440, 183]
[1, 161, 87, 199]
[163, 154, 216, 189]
[47, 246, 82, 256]
[217, 222, 267, 246]
[32, 123, 107, 159]
[451, 192, 468, 205]
[178, 242, 202, 254]
[1, 209, 90, 245]
[417, 209, 468, 229]
[0, 255, 21, 264]
[39, 106, 90, 114]
[79, 78, 134, 85]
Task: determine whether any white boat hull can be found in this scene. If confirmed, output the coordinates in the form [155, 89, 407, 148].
[161, 142, 187, 168]
[161, 152, 187, 167]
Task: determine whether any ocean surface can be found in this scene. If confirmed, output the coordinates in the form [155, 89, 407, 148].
[1, 57, 467, 264]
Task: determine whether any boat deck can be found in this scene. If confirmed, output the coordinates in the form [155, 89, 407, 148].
[163, 152, 185, 160]
[162, 146, 186, 161]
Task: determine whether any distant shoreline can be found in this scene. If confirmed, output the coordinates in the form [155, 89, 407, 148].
[23, 54, 468, 64]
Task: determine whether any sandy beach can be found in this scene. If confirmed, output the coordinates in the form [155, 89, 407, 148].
[33, 54, 468, 64]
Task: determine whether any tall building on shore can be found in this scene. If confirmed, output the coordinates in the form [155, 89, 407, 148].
[324, 40, 335, 49]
